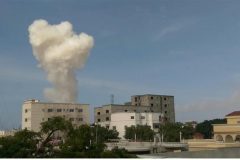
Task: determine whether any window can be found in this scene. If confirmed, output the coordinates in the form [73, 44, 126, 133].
[134, 110, 136, 112]
[135, 97, 137, 102]
[57, 109, 62, 112]
[135, 104, 137, 106]
[151, 96, 153, 100]
[165, 111, 167, 114]
[159, 116, 162, 121]
[141, 116, 145, 119]
[98, 119, 101, 122]
[151, 104, 153, 107]
[69, 109, 74, 112]
[113, 126, 116, 130]
[48, 109, 53, 112]
[165, 117, 168, 121]
[78, 109, 83, 112]
[106, 117, 110, 121]
[106, 110, 109, 113]
[164, 104, 167, 107]
[97, 112, 100, 115]
[48, 118, 51, 121]
[25, 118, 27, 122]
[125, 110, 128, 112]
[78, 118, 83, 121]
[106, 125, 109, 129]
[69, 118, 74, 121]
[144, 110, 147, 112]
[164, 97, 167, 100]
[131, 116, 134, 119]
[25, 109, 28, 113]
[154, 124, 160, 128]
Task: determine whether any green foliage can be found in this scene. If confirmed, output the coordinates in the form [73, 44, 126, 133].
[90, 125, 119, 143]
[0, 129, 40, 158]
[182, 125, 195, 139]
[195, 118, 226, 139]
[159, 122, 181, 142]
[124, 125, 154, 141]
[0, 117, 134, 158]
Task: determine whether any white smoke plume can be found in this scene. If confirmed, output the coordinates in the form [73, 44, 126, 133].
[28, 19, 94, 102]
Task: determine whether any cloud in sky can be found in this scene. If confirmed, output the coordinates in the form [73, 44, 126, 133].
[176, 89, 240, 122]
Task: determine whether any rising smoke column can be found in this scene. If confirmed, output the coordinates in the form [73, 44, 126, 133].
[28, 19, 94, 102]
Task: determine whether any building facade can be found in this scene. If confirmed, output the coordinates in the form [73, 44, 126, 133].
[213, 111, 240, 143]
[22, 99, 90, 132]
[131, 94, 175, 123]
[94, 104, 160, 128]
[109, 112, 163, 138]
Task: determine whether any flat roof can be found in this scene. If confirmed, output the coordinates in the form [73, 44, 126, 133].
[131, 94, 174, 97]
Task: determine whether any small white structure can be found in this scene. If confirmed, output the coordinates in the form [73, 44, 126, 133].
[107, 112, 163, 139]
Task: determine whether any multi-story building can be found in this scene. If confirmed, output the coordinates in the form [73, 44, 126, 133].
[109, 112, 163, 138]
[94, 104, 158, 128]
[22, 99, 90, 132]
[131, 94, 175, 123]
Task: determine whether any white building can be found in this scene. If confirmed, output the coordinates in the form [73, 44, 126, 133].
[98, 112, 163, 139]
[22, 99, 90, 132]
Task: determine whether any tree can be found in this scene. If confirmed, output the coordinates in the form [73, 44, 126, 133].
[195, 118, 226, 139]
[37, 116, 73, 156]
[91, 125, 119, 143]
[159, 122, 181, 142]
[0, 129, 40, 158]
[124, 125, 154, 141]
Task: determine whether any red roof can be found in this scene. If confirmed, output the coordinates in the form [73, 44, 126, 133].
[226, 111, 240, 117]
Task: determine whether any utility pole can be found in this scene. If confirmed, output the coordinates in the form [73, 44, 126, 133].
[110, 94, 114, 104]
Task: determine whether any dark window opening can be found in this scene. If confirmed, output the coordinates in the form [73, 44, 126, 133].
[106, 117, 110, 121]
[25, 109, 28, 113]
[98, 119, 101, 122]
[151, 96, 153, 100]
[131, 116, 134, 119]
[48, 109, 53, 112]
[69, 109, 74, 112]
[164, 97, 167, 100]
[125, 110, 128, 112]
[164, 104, 167, 107]
[151, 104, 153, 107]
[106, 110, 109, 113]
[78, 109, 83, 112]
[57, 109, 62, 112]
[97, 112, 100, 115]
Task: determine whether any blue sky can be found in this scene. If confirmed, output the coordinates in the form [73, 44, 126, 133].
[1, 0, 240, 129]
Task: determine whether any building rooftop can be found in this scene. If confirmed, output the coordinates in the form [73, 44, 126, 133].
[225, 111, 240, 117]
[131, 94, 174, 97]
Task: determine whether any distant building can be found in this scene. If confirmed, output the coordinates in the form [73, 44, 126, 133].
[94, 94, 175, 139]
[185, 121, 198, 129]
[109, 112, 164, 138]
[22, 99, 90, 132]
[0, 129, 18, 137]
[213, 111, 240, 143]
[131, 94, 175, 123]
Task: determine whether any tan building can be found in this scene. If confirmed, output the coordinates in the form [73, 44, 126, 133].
[131, 94, 175, 122]
[213, 111, 240, 143]
[22, 99, 90, 132]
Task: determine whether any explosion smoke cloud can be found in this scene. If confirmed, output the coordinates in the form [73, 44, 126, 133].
[28, 19, 94, 102]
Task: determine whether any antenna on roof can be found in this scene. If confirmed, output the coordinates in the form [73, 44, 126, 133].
[111, 94, 114, 104]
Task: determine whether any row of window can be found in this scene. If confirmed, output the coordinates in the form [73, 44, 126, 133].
[134, 96, 168, 102]
[45, 108, 83, 113]
[97, 110, 109, 115]
[97, 115, 167, 122]
[25, 117, 84, 122]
